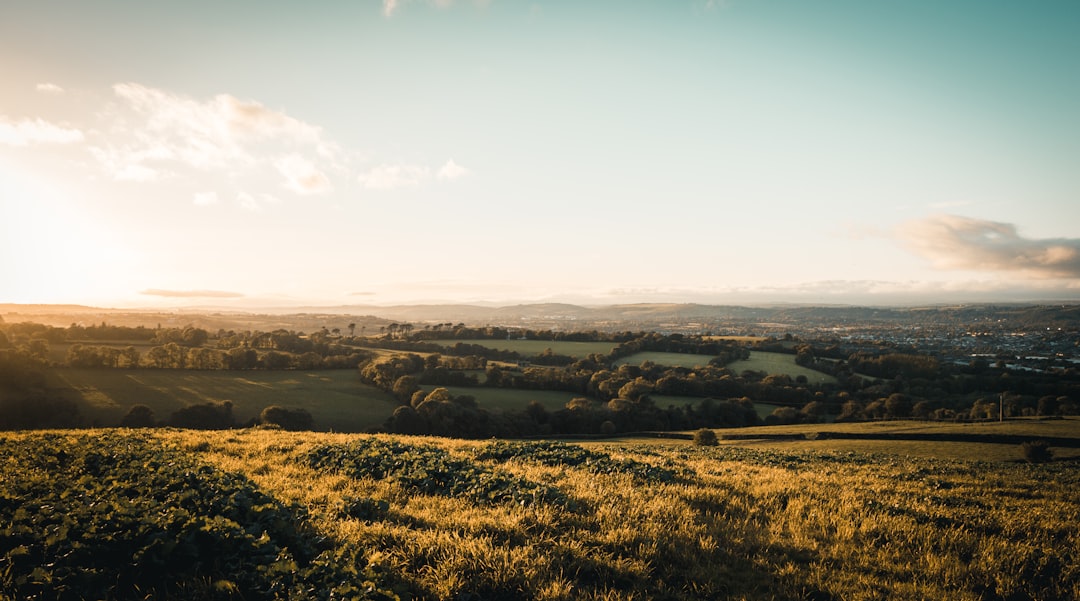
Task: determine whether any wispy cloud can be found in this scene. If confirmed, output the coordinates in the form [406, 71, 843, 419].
[357, 164, 430, 189]
[437, 158, 470, 180]
[35, 83, 65, 94]
[0, 117, 83, 146]
[275, 154, 333, 195]
[357, 159, 469, 189]
[95, 83, 334, 194]
[896, 214, 1080, 279]
[140, 289, 244, 298]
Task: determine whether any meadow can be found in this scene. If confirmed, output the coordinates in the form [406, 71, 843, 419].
[613, 351, 719, 368]
[728, 351, 838, 385]
[3, 420, 1078, 600]
[47, 368, 398, 431]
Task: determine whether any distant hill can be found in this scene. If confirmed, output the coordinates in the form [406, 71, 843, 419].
[2, 301, 1078, 332]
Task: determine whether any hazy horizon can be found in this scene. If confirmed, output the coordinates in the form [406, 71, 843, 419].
[3, 0, 1079, 309]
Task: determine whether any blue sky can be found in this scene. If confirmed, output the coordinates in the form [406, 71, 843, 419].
[2, 0, 1078, 307]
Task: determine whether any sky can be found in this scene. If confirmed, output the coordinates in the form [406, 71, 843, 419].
[2, 0, 1079, 308]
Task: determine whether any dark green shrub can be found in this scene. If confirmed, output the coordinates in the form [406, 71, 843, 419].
[259, 405, 314, 431]
[119, 404, 156, 428]
[168, 401, 235, 430]
[1021, 440, 1053, 463]
[693, 428, 719, 446]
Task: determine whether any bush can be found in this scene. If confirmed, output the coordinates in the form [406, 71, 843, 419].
[693, 428, 719, 446]
[259, 405, 314, 431]
[119, 404, 156, 428]
[1021, 440, 1053, 463]
[168, 401, 235, 430]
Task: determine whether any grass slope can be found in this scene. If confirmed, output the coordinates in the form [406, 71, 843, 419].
[613, 352, 719, 368]
[3, 421, 1079, 600]
[728, 351, 838, 385]
[48, 368, 398, 431]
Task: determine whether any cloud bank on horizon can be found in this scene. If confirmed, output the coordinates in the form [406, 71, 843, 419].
[899, 215, 1080, 280]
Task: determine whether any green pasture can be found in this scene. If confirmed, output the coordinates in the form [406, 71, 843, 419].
[613, 351, 718, 368]
[706, 417, 1080, 462]
[436, 339, 617, 358]
[47, 368, 398, 432]
[728, 351, 837, 385]
[417, 385, 582, 412]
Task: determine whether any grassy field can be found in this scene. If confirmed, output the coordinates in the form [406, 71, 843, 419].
[437, 339, 618, 358]
[728, 350, 838, 385]
[47, 368, 398, 431]
[4, 422, 1077, 600]
[709, 417, 1080, 462]
[613, 351, 719, 368]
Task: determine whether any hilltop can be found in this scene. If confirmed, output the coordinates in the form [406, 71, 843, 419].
[3, 420, 1078, 600]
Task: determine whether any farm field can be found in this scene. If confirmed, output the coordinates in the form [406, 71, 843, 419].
[619, 418, 1080, 463]
[435, 338, 618, 358]
[728, 350, 838, 385]
[46, 368, 398, 431]
[4, 423, 1078, 600]
[613, 351, 718, 368]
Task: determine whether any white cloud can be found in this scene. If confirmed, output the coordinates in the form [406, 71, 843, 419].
[35, 83, 64, 94]
[193, 191, 219, 206]
[97, 83, 335, 195]
[0, 117, 83, 146]
[896, 214, 1080, 279]
[437, 158, 470, 180]
[275, 154, 333, 195]
[383, 0, 401, 16]
[357, 164, 430, 189]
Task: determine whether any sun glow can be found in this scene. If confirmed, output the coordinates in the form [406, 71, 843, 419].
[0, 160, 139, 304]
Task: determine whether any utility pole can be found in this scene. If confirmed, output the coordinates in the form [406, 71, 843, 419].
[999, 391, 1005, 422]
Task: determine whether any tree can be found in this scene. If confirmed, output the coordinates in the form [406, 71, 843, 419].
[800, 401, 826, 423]
[348, 323, 356, 337]
[884, 393, 912, 419]
[120, 404, 156, 428]
[168, 401, 235, 429]
[392, 375, 421, 403]
[259, 406, 314, 431]
[765, 406, 800, 425]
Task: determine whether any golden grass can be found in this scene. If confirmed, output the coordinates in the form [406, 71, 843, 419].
[155, 422, 1079, 600]
[10, 423, 1078, 599]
